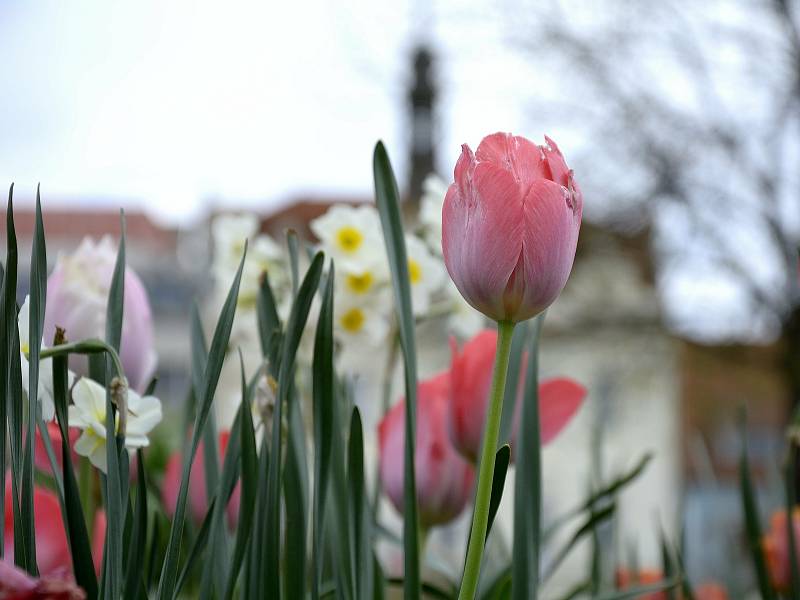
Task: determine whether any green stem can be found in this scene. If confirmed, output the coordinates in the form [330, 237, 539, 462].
[459, 320, 515, 600]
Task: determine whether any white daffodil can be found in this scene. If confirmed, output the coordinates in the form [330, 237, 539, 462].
[419, 174, 449, 254]
[310, 204, 386, 270]
[69, 377, 162, 473]
[212, 213, 286, 309]
[404, 235, 446, 316]
[336, 261, 390, 304]
[18, 296, 75, 422]
[334, 299, 389, 348]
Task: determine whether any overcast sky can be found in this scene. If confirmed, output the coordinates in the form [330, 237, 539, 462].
[1, 1, 792, 342]
[0, 1, 537, 224]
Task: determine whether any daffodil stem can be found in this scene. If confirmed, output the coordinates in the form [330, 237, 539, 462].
[459, 319, 515, 600]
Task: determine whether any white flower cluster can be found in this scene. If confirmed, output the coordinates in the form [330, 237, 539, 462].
[17, 296, 162, 473]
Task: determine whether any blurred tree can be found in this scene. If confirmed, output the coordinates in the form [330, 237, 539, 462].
[509, 0, 800, 407]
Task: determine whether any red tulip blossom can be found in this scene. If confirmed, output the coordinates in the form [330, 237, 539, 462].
[447, 329, 585, 463]
[442, 132, 582, 323]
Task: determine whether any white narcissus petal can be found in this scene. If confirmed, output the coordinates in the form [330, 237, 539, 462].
[69, 377, 163, 473]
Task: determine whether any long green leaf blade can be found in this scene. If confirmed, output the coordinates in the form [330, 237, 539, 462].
[263, 252, 324, 598]
[739, 410, 777, 600]
[312, 265, 335, 599]
[156, 246, 246, 599]
[512, 313, 545, 600]
[373, 141, 420, 600]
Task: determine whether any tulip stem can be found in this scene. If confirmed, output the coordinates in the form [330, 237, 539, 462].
[459, 319, 516, 600]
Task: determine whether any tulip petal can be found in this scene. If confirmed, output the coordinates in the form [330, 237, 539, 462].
[539, 378, 586, 445]
[443, 161, 525, 321]
[476, 132, 548, 189]
[516, 179, 582, 320]
[542, 135, 570, 187]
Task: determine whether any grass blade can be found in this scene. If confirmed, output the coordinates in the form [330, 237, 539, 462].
[373, 141, 420, 599]
[739, 410, 777, 600]
[312, 265, 335, 599]
[256, 271, 282, 369]
[486, 445, 511, 541]
[347, 407, 371, 598]
[123, 450, 148, 599]
[284, 384, 309, 600]
[156, 246, 247, 599]
[263, 252, 324, 598]
[174, 497, 218, 597]
[512, 313, 545, 600]
[498, 323, 528, 447]
[223, 357, 258, 600]
[0, 184, 18, 559]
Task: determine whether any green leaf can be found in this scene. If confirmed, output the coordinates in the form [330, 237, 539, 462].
[21, 189, 47, 575]
[223, 355, 258, 600]
[52, 343, 98, 599]
[373, 140, 420, 600]
[542, 502, 616, 583]
[660, 527, 676, 600]
[512, 313, 544, 600]
[256, 271, 282, 369]
[600, 578, 680, 599]
[347, 407, 371, 599]
[739, 410, 777, 600]
[284, 382, 309, 600]
[486, 445, 511, 541]
[498, 323, 529, 448]
[123, 450, 148, 600]
[312, 266, 335, 599]
[0, 184, 17, 560]
[287, 229, 300, 298]
[328, 381, 355, 599]
[103, 211, 126, 597]
[264, 252, 324, 598]
[174, 497, 218, 597]
[156, 245, 247, 600]
[544, 453, 652, 540]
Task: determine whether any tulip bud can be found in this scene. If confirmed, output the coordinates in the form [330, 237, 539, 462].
[442, 132, 582, 323]
[378, 372, 475, 529]
[43, 236, 157, 392]
[447, 329, 585, 463]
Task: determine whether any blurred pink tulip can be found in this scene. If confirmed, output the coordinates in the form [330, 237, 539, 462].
[43, 236, 157, 392]
[0, 560, 85, 599]
[378, 372, 475, 529]
[162, 431, 241, 528]
[448, 329, 585, 463]
[442, 132, 582, 323]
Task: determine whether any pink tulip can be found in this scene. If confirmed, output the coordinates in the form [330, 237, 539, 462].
[4, 478, 70, 575]
[448, 329, 585, 463]
[162, 431, 241, 528]
[2, 477, 105, 580]
[43, 236, 157, 392]
[378, 372, 475, 529]
[442, 132, 582, 323]
[0, 560, 85, 599]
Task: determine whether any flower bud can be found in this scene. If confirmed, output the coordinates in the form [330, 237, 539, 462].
[442, 132, 582, 323]
[43, 236, 157, 392]
[378, 372, 475, 529]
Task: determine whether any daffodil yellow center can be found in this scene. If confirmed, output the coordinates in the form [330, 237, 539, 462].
[408, 259, 422, 284]
[345, 272, 374, 294]
[340, 308, 365, 333]
[335, 226, 363, 253]
[21, 342, 29, 357]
